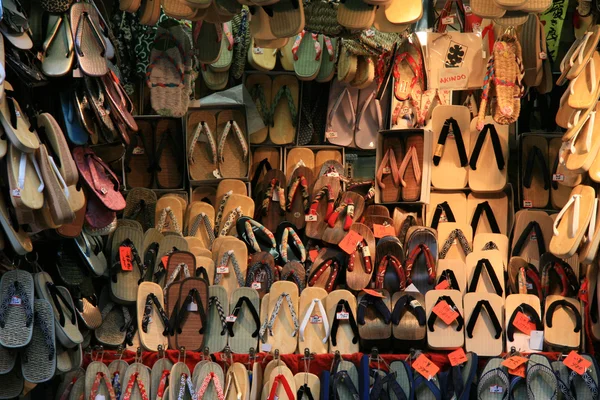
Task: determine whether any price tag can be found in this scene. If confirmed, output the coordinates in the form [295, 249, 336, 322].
[305, 213, 318, 222]
[187, 301, 198, 312]
[132, 146, 145, 155]
[253, 47, 263, 54]
[373, 224, 396, 238]
[435, 280, 450, 290]
[552, 173, 564, 182]
[530, 330, 544, 351]
[217, 266, 229, 274]
[540, 51, 547, 60]
[120, 247, 133, 271]
[272, 189, 280, 202]
[382, 167, 391, 174]
[309, 249, 319, 262]
[12, 188, 21, 198]
[336, 312, 349, 320]
[509, 364, 526, 378]
[251, 282, 262, 290]
[442, 15, 455, 24]
[73, 68, 83, 78]
[448, 348, 468, 366]
[96, 395, 106, 400]
[213, 170, 223, 179]
[530, 233, 537, 241]
[226, 315, 237, 323]
[363, 289, 385, 298]
[564, 351, 592, 375]
[513, 311, 536, 335]
[432, 300, 459, 325]
[523, 200, 533, 208]
[412, 354, 440, 380]
[501, 356, 528, 370]
[339, 231, 364, 255]
[310, 315, 323, 324]
[161, 256, 169, 267]
[9, 296, 21, 306]
[364, 29, 375, 37]
[261, 343, 272, 352]
[361, 246, 371, 258]
[325, 131, 338, 139]
[489, 386, 503, 393]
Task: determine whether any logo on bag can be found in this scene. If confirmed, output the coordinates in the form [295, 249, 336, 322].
[445, 41, 467, 67]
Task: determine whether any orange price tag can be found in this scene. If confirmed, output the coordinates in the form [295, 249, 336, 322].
[432, 300, 459, 325]
[363, 289, 384, 298]
[509, 364, 526, 378]
[309, 250, 319, 262]
[161, 255, 169, 268]
[373, 224, 396, 239]
[413, 354, 440, 380]
[513, 311, 536, 335]
[563, 351, 592, 375]
[435, 279, 450, 290]
[119, 246, 133, 271]
[339, 231, 364, 255]
[448, 348, 467, 366]
[501, 356, 528, 370]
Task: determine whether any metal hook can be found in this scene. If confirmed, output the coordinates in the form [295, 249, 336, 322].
[158, 345, 165, 360]
[116, 345, 124, 361]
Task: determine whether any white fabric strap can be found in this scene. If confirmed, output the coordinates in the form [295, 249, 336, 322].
[567, 109, 582, 129]
[587, 198, 598, 243]
[29, 154, 45, 193]
[48, 154, 69, 197]
[553, 194, 581, 238]
[569, 31, 592, 67]
[327, 88, 355, 130]
[17, 152, 26, 191]
[570, 111, 595, 154]
[298, 298, 330, 344]
[569, 58, 597, 96]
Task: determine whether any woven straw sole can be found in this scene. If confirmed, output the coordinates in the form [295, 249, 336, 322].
[228, 287, 260, 354]
[217, 110, 249, 178]
[176, 278, 209, 351]
[122, 363, 151, 400]
[110, 225, 144, 304]
[205, 285, 229, 353]
[0, 270, 34, 348]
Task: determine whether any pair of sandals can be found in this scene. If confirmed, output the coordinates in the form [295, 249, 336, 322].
[237, 217, 306, 265]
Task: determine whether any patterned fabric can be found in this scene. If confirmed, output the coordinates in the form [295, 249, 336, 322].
[270, 86, 298, 127]
[259, 293, 299, 341]
[291, 30, 322, 61]
[208, 296, 228, 335]
[280, 227, 307, 263]
[219, 207, 243, 237]
[141, 293, 170, 336]
[250, 84, 271, 126]
[405, 244, 436, 285]
[188, 122, 217, 164]
[347, 240, 373, 274]
[231, 7, 250, 80]
[197, 372, 225, 400]
[286, 175, 310, 213]
[482, 241, 499, 251]
[244, 219, 276, 253]
[156, 206, 182, 234]
[309, 185, 335, 219]
[35, 310, 55, 360]
[112, 372, 122, 399]
[214, 191, 232, 234]
[439, 229, 473, 259]
[327, 200, 354, 231]
[89, 372, 117, 400]
[0, 281, 33, 328]
[262, 179, 286, 216]
[122, 372, 149, 400]
[177, 373, 198, 400]
[188, 213, 216, 247]
[156, 370, 170, 400]
[163, 263, 192, 296]
[281, 269, 305, 292]
[569, 370, 598, 400]
[246, 261, 275, 290]
[218, 120, 249, 162]
[214, 250, 245, 287]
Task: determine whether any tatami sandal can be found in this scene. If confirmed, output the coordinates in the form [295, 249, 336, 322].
[94, 288, 130, 347]
[332, 361, 360, 400]
[376, 138, 402, 203]
[227, 287, 260, 354]
[336, 0, 375, 29]
[568, 354, 599, 398]
[172, 277, 208, 351]
[109, 225, 144, 304]
[292, 30, 322, 81]
[86, 361, 117, 400]
[326, 290, 359, 354]
[269, 75, 299, 145]
[204, 285, 229, 353]
[245, 74, 272, 144]
[216, 110, 249, 179]
[316, 36, 338, 82]
[136, 282, 169, 351]
[69, 2, 108, 77]
[397, 135, 423, 201]
[476, 358, 509, 400]
[265, 0, 305, 38]
[0, 270, 34, 349]
[425, 289, 464, 350]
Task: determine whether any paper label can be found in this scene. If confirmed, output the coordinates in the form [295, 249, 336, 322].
[161, 256, 169, 267]
[225, 315, 237, 323]
[523, 200, 533, 208]
[502, 356, 528, 370]
[382, 167, 391, 174]
[272, 190, 280, 202]
[552, 173, 564, 182]
[432, 300, 459, 325]
[412, 354, 440, 380]
[513, 311, 536, 335]
[373, 224, 396, 238]
[96, 395, 106, 400]
[405, 284, 420, 293]
[448, 348, 467, 366]
[310, 315, 323, 324]
[529, 330, 544, 351]
[339, 231, 364, 255]
[442, 15, 455, 24]
[336, 312, 349, 320]
[363, 289, 384, 298]
[73, 68, 83, 78]
[187, 301, 198, 312]
[364, 29, 375, 37]
[261, 343, 272, 352]
[540, 51, 548, 60]
[119, 246, 133, 271]
[305, 213, 318, 222]
[435, 280, 450, 290]
[489, 386, 503, 393]
[438, 66, 469, 89]
[564, 351, 592, 375]
[251, 282, 262, 290]
[9, 296, 21, 306]
[217, 266, 229, 274]
[509, 364, 526, 378]
[530, 233, 537, 241]
[132, 146, 145, 155]
[361, 246, 371, 258]
[253, 47, 263, 54]
[434, 144, 444, 158]
[213, 170, 223, 179]
[309, 249, 319, 262]
[325, 131, 338, 139]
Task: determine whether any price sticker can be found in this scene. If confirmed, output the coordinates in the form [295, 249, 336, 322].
[9, 296, 21, 306]
[489, 386, 503, 393]
[325, 131, 338, 139]
[412, 354, 440, 380]
[310, 315, 323, 324]
[339, 231, 364, 255]
[373, 224, 396, 238]
[432, 300, 459, 325]
[523, 200, 533, 208]
[435, 279, 450, 290]
[187, 301, 198, 312]
[361, 246, 371, 258]
[305, 213, 318, 222]
[12, 188, 21, 198]
[442, 15, 455, 24]
[363, 289, 384, 298]
[540, 51, 547, 60]
[564, 351, 592, 375]
[382, 167, 391, 174]
[509, 364, 526, 378]
[217, 266, 229, 274]
[513, 311, 536, 335]
[501, 356, 528, 370]
[336, 312, 349, 320]
[448, 348, 468, 366]
[226, 315, 237, 323]
[161, 256, 169, 267]
[119, 246, 133, 271]
[553, 173, 564, 182]
[251, 282, 262, 290]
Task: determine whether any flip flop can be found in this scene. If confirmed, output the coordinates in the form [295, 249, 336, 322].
[174, 277, 209, 351]
[326, 81, 358, 147]
[345, 223, 375, 291]
[269, 75, 299, 145]
[205, 285, 229, 353]
[248, 39, 277, 71]
[245, 74, 272, 144]
[425, 289, 464, 350]
[305, 176, 341, 240]
[463, 292, 503, 357]
[110, 225, 144, 304]
[286, 148, 315, 179]
[94, 288, 130, 347]
[405, 227, 438, 293]
[326, 289, 359, 354]
[511, 210, 553, 267]
[259, 281, 299, 354]
[316, 37, 338, 82]
[504, 294, 542, 352]
[437, 222, 473, 263]
[70, 1, 108, 77]
[215, 193, 254, 237]
[151, 351, 172, 400]
[21, 299, 55, 383]
[398, 133, 424, 201]
[216, 109, 249, 179]
[0, 85, 39, 153]
[257, 169, 287, 232]
[469, 117, 509, 192]
[467, 192, 509, 237]
[0, 269, 34, 348]
[7, 144, 44, 211]
[354, 84, 383, 150]
[285, 165, 313, 230]
[322, 191, 365, 245]
[427, 191, 467, 229]
[391, 291, 426, 351]
[41, 14, 74, 77]
[85, 361, 117, 400]
[246, 252, 277, 298]
[544, 295, 582, 349]
[121, 362, 151, 400]
[195, 362, 225, 399]
[169, 362, 195, 400]
[356, 289, 392, 350]
[137, 282, 169, 351]
[569, 354, 599, 398]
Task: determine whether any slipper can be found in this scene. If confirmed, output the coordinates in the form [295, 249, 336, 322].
[276, 221, 306, 265]
[213, 239, 247, 295]
[292, 31, 323, 81]
[405, 227, 438, 293]
[69, 2, 108, 77]
[286, 148, 315, 179]
[426, 289, 464, 349]
[511, 210, 553, 267]
[217, 109, 249, 179]
[121, 362, 151, 400]
[357, 289, 392, 348]
[269, 75, 299, 145]
[316, 37, 338, 82]
[194, 362, 225, 399]
[469, 117, 508, 192]
[136, 282, 169, 351]
[325, 290, 359, 354]
[297, 287, 329, 354]
[463, 292, 503, 356]
[333, 360, 360, 400]
[345, 223, 375, 291]
[467, 192, 508, 238]
[41, 14, 74, 77]
[228, 287, 261, 354]
[391, 291, 426, 351]
[336, 0, 375, 29]
[431, 106, 471, 189]
[73, 146, 125, 211]
[549, 184, 595, 258]
[85, 361, 117, 400]
[305, 176, 342, 240]
[205, 285, 229, 353]
[466, 250, 505, 297]
[245, 74, 272, 144]
[322, 191, 365, 244]
[7, 144, 44, 211]
[94, 288, 130, 347]
[544, 295, 582, 349]
[259, 281, 299, 354]
[389, 361, 413, 400]
[257, 169, 287, 232]
[266, 0, 305, 38]
[285, 165, 313, 230]
[0, 270, 33, 349]
[437, 222, 473, 263]
[109, 225, 144, 304]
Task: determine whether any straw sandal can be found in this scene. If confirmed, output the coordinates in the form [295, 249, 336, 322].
[121, 362, 150, 400]
[336, 0, 375, 29]
[568, 354, 599, 399]
[476, 358, 509, 400]
[136, 282, 169, 351]
[21, 299, 56, 383]
[269, 75, 299, 145]
[259, 281, 299, 354]
[316, 37, 338, 82]
[0, 269, 34, 348]
[41, 14, 74, 77]
[228, 287, 260, 354]
[94, 288, 131, 347]
[292, 31, 323, 81]
[205, 285, 229, 353]
[69, 1, 108, 77]
[195, 362, 225, 399]
[85, 361, 117, 400]
[245, 74, 272, 144]
[216, 110, 249, 179]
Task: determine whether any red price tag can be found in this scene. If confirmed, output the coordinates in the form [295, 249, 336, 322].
[564, 351, 592, 375]
[309, 249, 319, 262]
[509, 364, 526, 378]
[432, 300, 459, 325]
[161, 255, 169, 267]
[120, 247, 133, 271]
[513, 312, 536, 335]
[502, 356, 528, 370]
[339, 231, 364, 255]
[435, 279, 450, 290]
[363, 289, 384, 298]
[413, 354, 440, 380]
[448, 348, 468, 366]
[373, 224, 396, 238]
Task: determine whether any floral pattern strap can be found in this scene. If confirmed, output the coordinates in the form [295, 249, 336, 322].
[122, 372, 149, 400]
[156, 206, 182, 234]
[286, 175, 310, 213]
[89, 372, 117, 400]
[188, 122, 217, 165]
[197, 372, 225, 400]
[214, 191, 232, 234]
[219, 207, 243, 237]
[177, 373, 198, 400]
[156, 370, 170, 400]
[214, 250, 246, 287]
[259, 293, 299, 341]
[280, 227, 306, 263]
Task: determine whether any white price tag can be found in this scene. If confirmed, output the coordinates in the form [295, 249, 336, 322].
[251, 282, 262, 290]
[310, 315, 322, 324]
[361, 246, 371, 258]
[540, 51, 547, 60]
[226, 315, 237, 323]
[253, 47, 263, 54]
[523, 200, 533, 208]
[442, 16, 455, 24]
[325, 131, 338, 139]
[382, 167, 391, 174]
[336, 312, 349, 320]
[132, 146, 145, 155]
[9, 296, 21, 305]
[260, 343, 272, 352]
[95, 395, 106, 400]
[305, 213, 318, 222]
[213, 169, 223, 179]
[187, 301, 198, 312]
[489, 386, 503, 393]
[552, 174, 564, 182]
[12, 188, 21, 198]
[529, 330, 544, 351]
[217, 266, 229, 274]
[272, 190, 280, 202]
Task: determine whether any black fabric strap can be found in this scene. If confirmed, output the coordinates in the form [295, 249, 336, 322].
[551, 152, 560, 190]
[467, 258, 503, 296]
[433, 117, 468, 167]
[226, 296, 260, 337]
[46, 282, 76, 327]
[357, 295, 391, 325]
[506, 303, 543, 341]
[250, 158, 272, 194]
[545, 300, 582, 333]
[391, 295, 426, 326]
[470, 201, 501, 234]
[427, 296, 464, 332]
[330, 300, 359, 346]
[511, 221, 546, 258]
[437, 269, 460, 291]
[523, 145, 550, 190]
[297, 384, 315, 400]
[176, 289, 207, 334]
[195, 267, 209, 282]
[466, 300, 502, 339]
[431, 201, 456, 230]
[469, 124, 505, 171]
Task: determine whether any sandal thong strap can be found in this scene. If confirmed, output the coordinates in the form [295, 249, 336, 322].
[431, 201, 456, 230]
[259, 292, 299, 340]
[188, 213, 215, 248]
[439, 228, 472, 259]
[327, 87, 355, 132]
[308, 257, 340, 293]
[286, 175, 310, 213]
[357, 293, 391, 325]
[391, 294, 426, 327]
[467, 258, 503, 297]
[433, 117, 468, 167]
[427, 295, 464, 332]
[330, 299, 359, 346]
[122, 372, 149, 400]
[214, 250, 246, 288]
[280, 226, 306, 263]
[506, 303, 542, 342]
[189, 121, 217, 165]
[218, 120, 248, 162]
[226, 295, 260, 337]
[197, 372, 225, 400]
[405, 244, 436, 285]
[470, 201, 501, 235]
[298, 298, 330, 343]
[271, 85, 298, 128]
[209, 295, 228, 335]
[90, 372, 117, 400]
[465, 299, 502, 339]
[374, 254, 404, 290]
[142, 293, 170, 336]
